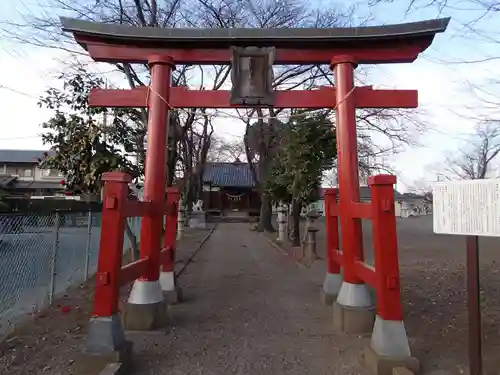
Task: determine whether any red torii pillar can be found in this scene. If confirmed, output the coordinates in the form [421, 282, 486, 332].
[124, 55, 174, 328]
[159, 187, 182, 304]
[331, 56, 374, 314]
[326, 55, 415, 364]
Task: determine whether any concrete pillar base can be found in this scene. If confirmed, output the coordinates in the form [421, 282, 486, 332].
[360, 346, 420, 375]
[320, 272, 343, 305]
[76, 342, 133, 375]
[121, 300, 169, 331]
[159, 271, 183, 305]
[332, 281, 375, 334]
[77, 315, 133, 374]
[371, 316, 411, 357]
[122, 279, 168, 331]
[333, 301, 376, 334]
[337, 281, 373, 308]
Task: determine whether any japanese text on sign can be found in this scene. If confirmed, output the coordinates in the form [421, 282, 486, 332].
[433, 179, 500, 237]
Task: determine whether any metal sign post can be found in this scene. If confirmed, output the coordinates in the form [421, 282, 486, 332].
[433, 179, 500, 375]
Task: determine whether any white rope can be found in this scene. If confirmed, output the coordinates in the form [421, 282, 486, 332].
[225, 192, 245, 201]
[146, 85, 356, 121]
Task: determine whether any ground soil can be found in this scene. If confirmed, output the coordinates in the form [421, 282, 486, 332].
[2, 217, 500, 375]
[267, 216, 500, 375]
[0, 228, 214, 375]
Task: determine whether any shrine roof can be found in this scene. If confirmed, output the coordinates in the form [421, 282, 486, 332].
[203, 162, 255, 188]
[61, 17, 450, 50]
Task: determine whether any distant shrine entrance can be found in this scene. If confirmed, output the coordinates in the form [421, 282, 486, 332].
[61, 16, 449, 373]
[202, 160, 261, 217]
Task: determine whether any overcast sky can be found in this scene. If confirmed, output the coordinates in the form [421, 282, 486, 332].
[0, 0, 498, 193]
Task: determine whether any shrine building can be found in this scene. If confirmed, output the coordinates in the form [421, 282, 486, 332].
[202, 160, 261, 217]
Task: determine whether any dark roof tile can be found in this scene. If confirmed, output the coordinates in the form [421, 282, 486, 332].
[61, 17, 450, 52]
[203, 162, 255, 187]
[0, 150, 54, 164]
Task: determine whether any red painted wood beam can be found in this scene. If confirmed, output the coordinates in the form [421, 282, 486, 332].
[159, 246, 173, 266]
[124, 200, 153, 218]
[120, 257, 149, 285]
[331, 249, 344, 266]
[354, 261, 377, 288]
[350, 202, 372, 219]
[78, 36, 430, 65]
[328, 203, 339, 217]
[89, 86, 418, 109]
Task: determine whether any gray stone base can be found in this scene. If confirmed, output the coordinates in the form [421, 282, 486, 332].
[332, 301, 376, 334]
[120, 300, 168, 331]
[189, 211, 206, 229]
[321, 273, 342, 305]
[163, 285, 183, 305]
[371, 316, 411, 357]
[159, 271, 183, 305]
[83, 314, 127, 353]
[75, 340, 133, 375]
[360, 346, 420, 375]
[320, 288, 337, 305]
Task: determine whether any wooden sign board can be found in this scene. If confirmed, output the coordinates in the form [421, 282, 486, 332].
[230, 46, 275, 106]
[432, 179, 500, 236]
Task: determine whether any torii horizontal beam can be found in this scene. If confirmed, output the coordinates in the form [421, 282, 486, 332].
[80, 41, 431, 65]
[61, 17, 450, 65]
[89, 86, 418, 109]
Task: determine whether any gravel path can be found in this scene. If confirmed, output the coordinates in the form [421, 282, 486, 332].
[128, 223, 371, 375]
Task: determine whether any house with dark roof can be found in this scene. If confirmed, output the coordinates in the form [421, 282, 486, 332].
[0, 150, 63, 196]
[202, 160, 260, 216]
[309, 186, 407, 217]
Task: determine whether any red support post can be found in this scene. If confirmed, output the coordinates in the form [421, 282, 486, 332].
[162, 187, 180, 272]
[331, 55, 364, 285]
[138, 55, 174, 282]
[369, 174, 403, 321]
[92, 172, 131, 317]
[324, 188, 341, 274]
[321, 187, 344, 305]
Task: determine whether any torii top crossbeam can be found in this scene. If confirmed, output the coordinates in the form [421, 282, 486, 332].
[61, 17, 450, 65]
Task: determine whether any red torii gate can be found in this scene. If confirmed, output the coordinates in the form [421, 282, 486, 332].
[61, 17, 449, 374]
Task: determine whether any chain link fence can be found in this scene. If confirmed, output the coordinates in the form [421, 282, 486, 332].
[0, 211, 141, 340]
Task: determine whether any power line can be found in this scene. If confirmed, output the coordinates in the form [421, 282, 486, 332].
[0, 85, 39, 99]
[0, 135, 42, 141]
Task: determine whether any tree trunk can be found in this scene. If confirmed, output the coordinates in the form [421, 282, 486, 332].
[257, 192, 275, 232]
[289, 199, 302, 247]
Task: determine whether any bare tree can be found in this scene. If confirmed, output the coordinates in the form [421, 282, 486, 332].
[409, 177, 434, 203]
[368, 0, 500, 121]
[8, 0, 427, 230]
[207, 135, 246, 162]
[444, 121, 500, 179]
[323, 170, 338, 187]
